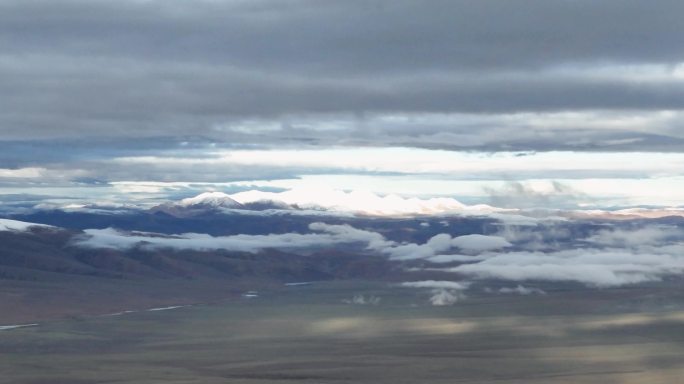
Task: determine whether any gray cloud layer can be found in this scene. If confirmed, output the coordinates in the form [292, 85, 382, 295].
[1, 0, 684, 151]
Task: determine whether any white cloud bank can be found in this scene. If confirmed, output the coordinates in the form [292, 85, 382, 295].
[68, 219, 684, 289]
[228, 188, 507, 217]
[451, 234, 513, 253]
[342, 294, 381, 305]
[585, 226, 681, 248]
[429, 289, 466, 306]
[401, 280, 470, 306]
[115, 149, 684, 180]
[426, 254, 490, 263]
[73, 223, 393, 253]
[403, 226, 684, 288]
[444, 247, 684, 287]
[0, 218, 52, 232]
[386, 233, 511, 260]
[498, 285, 546, 295]
[72, 220, 512, 263]
[401, 280, 471, 290]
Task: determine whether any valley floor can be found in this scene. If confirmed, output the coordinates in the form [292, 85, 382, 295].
[2, 281, 684, 383]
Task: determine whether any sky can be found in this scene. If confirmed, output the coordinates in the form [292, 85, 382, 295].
[2, 0, 684, 209]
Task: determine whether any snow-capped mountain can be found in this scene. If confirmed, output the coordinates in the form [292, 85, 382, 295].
[228, 188, 508, 216]
[150, 192, 246, 217]
[151, 189, 513, 218]
[177, 192, 245, 209]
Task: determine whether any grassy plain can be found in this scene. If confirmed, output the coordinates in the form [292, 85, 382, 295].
[2, 281, 684, 383]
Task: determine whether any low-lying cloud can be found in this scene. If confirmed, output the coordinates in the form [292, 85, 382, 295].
[429, 289, 465, 306]
[73, 222, 393, 254]
[400, 280, 470, 290]
[585, 226, 682, 248]
[65, 216, 684, 289]
[0, 218, 52, 232]
[386, 233, 511, 260]
[498, 285, 546, 295]
[443, 247, 684, 287]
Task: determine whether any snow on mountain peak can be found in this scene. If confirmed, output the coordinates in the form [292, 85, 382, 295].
[171, 188, 518, 218]
[178, 192, 244, 208]
[228, 188, 505, 216]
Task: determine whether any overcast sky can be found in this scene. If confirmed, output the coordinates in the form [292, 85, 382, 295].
[1, 0, 683, 208]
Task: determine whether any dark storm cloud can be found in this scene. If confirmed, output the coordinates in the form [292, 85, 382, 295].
[1, 0, 684, 150]
[3, 0, 683, 71]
